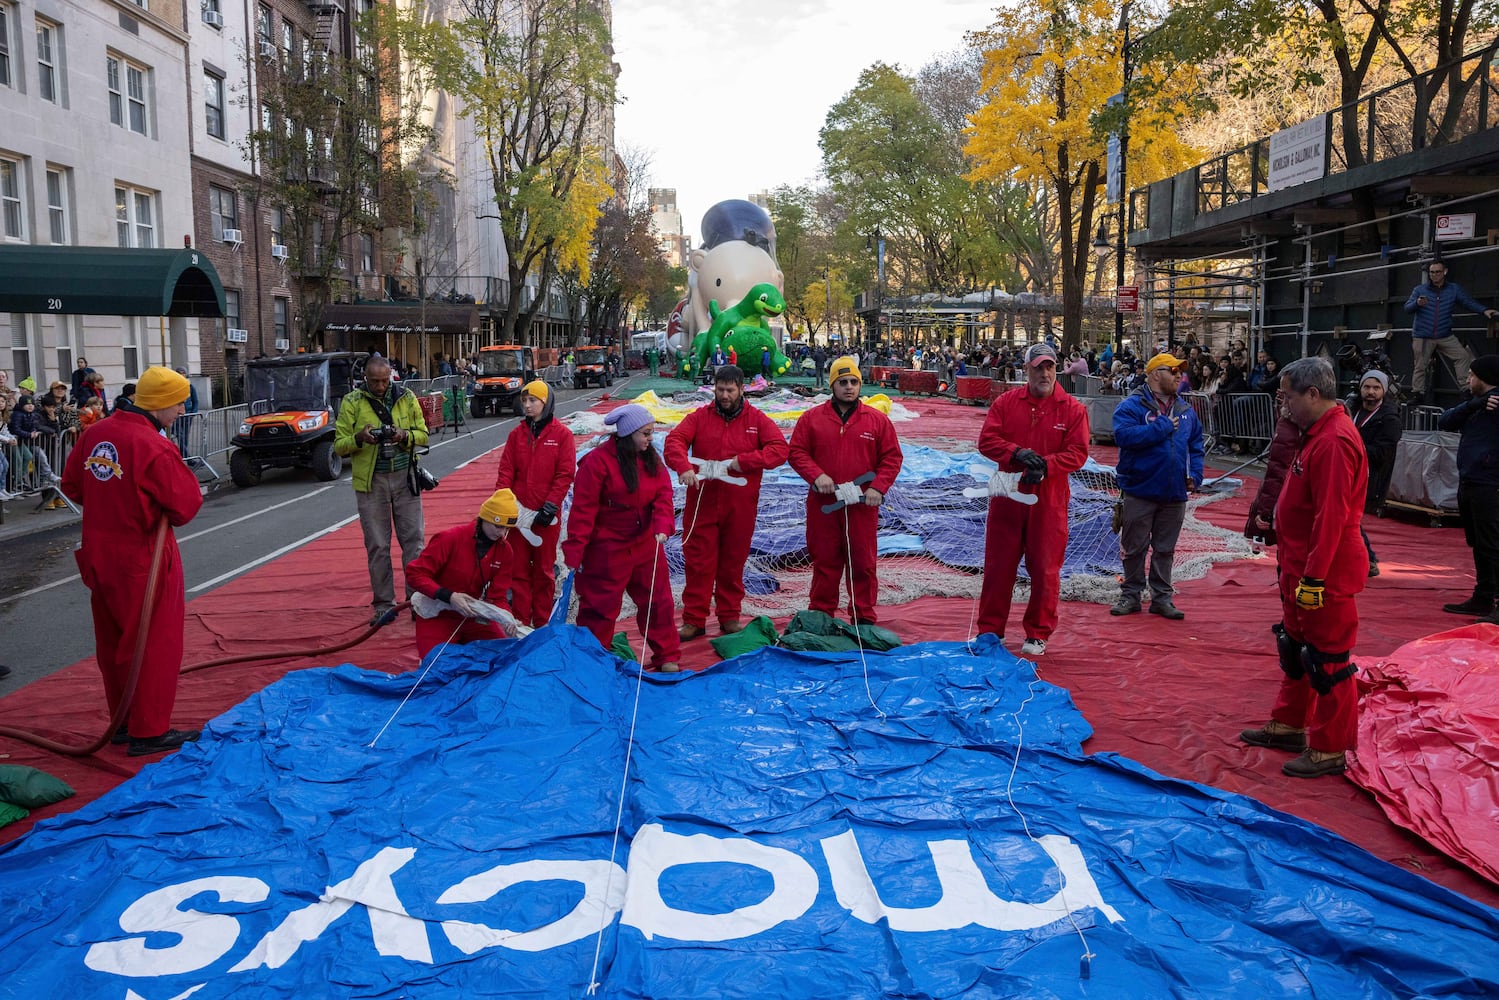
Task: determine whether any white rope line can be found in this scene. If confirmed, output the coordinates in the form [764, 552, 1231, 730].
[585, 537, 661, 995]
[842, 502, 886, 722]
[679, 479, 708, 548]
[367, 614, 467, 749]
[1002, 676, 1095, 978]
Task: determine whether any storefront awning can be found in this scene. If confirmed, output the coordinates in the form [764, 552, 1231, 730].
[0, 245, 226, 317]
[320, 302, 480, 337]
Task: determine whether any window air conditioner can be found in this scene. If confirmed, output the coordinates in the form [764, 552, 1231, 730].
[221, 228, 242, 244]
[259, 41, 275, 58]
[271, 243, 289, 259]
[274, 338, 290, 351]
[202, 9, 224, 28]
[226, 328, 249, 343]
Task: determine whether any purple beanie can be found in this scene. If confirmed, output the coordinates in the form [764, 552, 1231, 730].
[604, 403, 653, 437]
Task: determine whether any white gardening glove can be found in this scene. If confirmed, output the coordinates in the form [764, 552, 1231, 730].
[470, 598, 521, 637]
[515, 504, 543, 547]
[449, 593, 483, 619]
[962, 464, 1038, 505]
[410, 592, 444, 619]
[834, 481, 865, 507]
[690, 456, 747, 486]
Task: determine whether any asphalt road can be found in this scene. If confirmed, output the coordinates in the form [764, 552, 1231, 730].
[0, 380, 624, 694]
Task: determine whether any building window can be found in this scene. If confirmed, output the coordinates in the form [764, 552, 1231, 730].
[107, 56, 149, 135]
[223, 288, 240, 334]
[209, 185, 237, 240]
[257, 6, 272, 48]
[45, 166, 68, 244]
[0, 158, 24, 241]
[204, 70, 225, 139]
[202, 0, 220, 19]
[280, 22, 293, 69]
[273, 297, 288, 341]
[301, 32, 313, 79]
[270, 204, 284, 244]
[0, 3, 11, 88]
[360, 233, 374, 273]
[123, 318, 145, 379]
[36, 21, 57, 103]
[115, 184, 156, 247]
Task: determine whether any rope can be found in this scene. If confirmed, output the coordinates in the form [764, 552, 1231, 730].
[842, 501, 885, 722]
[1003, 677, 1095, 979]
[367, 615, 468, 749]
[585, 536, 662, 995]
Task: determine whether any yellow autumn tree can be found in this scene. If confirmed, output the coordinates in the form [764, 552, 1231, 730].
[966, 0, 1198, 346]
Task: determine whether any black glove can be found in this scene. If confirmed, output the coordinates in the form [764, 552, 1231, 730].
[533, 501, 559, 527]
[1013, 448, 1048, 485]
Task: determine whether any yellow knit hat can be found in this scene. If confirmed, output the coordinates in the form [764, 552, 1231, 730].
[521, 380, 549, 402]
[828, 356, 861, 384]
[134, 366, 191, 409]
[478, 488, 520, 527]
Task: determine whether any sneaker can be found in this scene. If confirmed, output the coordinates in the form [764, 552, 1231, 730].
[1282, 748, 1346, 778]
[1109, 597, 1141, 616]
[1442, 596, 1494, 616]
[127, 729, 201, 757]
[1240, 721, 1307, 752]
[718, 620, 745, 634]
[656, 662, 681, 673]
[678, 623, 706, 641]
[1148, 600, 1185, 620]
[369, 606, 397, 628]
[1019, 637, 1046, 657]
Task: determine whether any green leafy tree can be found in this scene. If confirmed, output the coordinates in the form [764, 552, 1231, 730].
[388, 0, 616, 343]
[245, 9, 430, 347]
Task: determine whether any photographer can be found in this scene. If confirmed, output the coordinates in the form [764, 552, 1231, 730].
[334, 356, 430, 626]
[1437, 355, 1499, 624]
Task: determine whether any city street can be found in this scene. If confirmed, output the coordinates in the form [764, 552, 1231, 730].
[0, 380, 624, 692]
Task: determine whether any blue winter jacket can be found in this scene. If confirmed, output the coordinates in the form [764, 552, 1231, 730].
[1112, 386, 1205, 502]
[1404, 280, 1493, 339]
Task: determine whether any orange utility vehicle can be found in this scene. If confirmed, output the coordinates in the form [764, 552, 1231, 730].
[471, 345, 537, 418]
[228, 352, 364, 487]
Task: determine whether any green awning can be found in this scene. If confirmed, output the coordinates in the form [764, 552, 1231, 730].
[0, 245, 226, 318]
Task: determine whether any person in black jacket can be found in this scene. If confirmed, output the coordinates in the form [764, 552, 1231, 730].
[1346, 370, 1403, 576]
[1437, 354, 1499, 621]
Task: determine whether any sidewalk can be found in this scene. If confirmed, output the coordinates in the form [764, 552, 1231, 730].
[0, 490, 80, 543]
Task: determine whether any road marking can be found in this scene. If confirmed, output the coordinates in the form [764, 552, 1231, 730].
[0, 572, 81, 608]
[177, 484, 341, 544]
[188, 514, 359, 593]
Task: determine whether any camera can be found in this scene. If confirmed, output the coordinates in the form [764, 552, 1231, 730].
[372, 424, 399, 442]
[1334, 343, 1401, 398]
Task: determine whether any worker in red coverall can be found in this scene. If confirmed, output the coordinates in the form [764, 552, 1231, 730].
[1240, 357, 1368, 779]
[405, 488, 522, 658]
[562, 403, 681, 671]
[976, 343, 1091, 658]
[495, 380, 575, 626]
[61, 366, 203, 757]
[787, 356, 904, 624]
[664, 364, 789, 640]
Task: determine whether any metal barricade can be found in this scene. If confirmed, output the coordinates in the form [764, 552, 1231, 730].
[1402, 404, 1444, 432]
[1187, 391, 1276, 450]
[0, 432, 75, 515]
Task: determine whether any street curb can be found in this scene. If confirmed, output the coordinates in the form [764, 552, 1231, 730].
[0, 501, 82, 543]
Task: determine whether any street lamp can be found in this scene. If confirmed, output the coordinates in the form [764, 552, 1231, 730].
[1110, 3, 1135, 357]
[866, 231, 885, 353]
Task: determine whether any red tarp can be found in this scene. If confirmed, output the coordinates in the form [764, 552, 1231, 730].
[3, 398, 1497, 911]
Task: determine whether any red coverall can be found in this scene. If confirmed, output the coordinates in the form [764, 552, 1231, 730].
[561, 445, 681, 666]
[495, 417, 575, 626]
[976, 384, 1091, 641]
[787, 400, 904, 623]
[1271, 406, 1368, 752]
[663, 402, 788, 629]
[61, 409, 203, 739]
[405, 521, 515, 657]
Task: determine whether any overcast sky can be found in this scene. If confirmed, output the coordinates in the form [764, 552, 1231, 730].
[611, 0, 994, 239]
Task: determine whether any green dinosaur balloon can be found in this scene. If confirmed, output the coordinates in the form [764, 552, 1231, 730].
[685, 283, 787, 377]
[723, 327, 793, 378]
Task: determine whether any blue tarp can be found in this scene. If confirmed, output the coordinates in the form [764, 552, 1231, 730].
[1, 631, 1497, 998]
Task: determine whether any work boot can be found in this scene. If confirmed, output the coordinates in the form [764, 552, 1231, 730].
[719, 620, 745, 634]
[1109, 597, 1141, 616]
[1282, 748, 1347, 779]
[1476, 608, 1499, 627]
[1442, 594, 1493, 616]
[678, 623, 706, 641]
[128, 729, 201, 758]
[1241, 720, 1307, 752]
[1148, 599, 1185, 620]
[656, 662, 681, 674]
[1367, 561, 1380, 578]
[110, 727, 131, 746]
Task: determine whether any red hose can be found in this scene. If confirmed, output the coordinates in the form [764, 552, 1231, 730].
[0, 520, 408, 759]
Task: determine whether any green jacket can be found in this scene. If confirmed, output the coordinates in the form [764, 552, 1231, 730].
[334, 385, 430, 493]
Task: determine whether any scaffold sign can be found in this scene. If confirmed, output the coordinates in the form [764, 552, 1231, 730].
[1436, 214, 1476, 241]
[1117, 286, 1139, 313]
